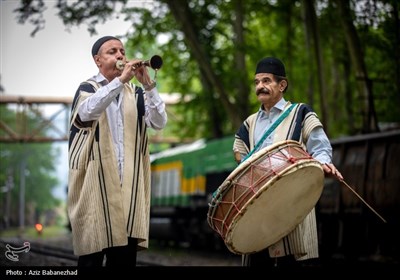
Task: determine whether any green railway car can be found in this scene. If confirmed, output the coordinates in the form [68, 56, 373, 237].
[150, 136, 236, 207]
[149, 136, 237, 247]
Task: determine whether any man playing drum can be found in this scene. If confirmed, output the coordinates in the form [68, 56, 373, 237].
[233, 57, 343, 267]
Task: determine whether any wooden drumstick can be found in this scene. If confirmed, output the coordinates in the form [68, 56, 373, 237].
[339, 179, 387, 223]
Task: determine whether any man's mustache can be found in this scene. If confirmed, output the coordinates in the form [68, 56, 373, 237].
[256, 88, 269, 95]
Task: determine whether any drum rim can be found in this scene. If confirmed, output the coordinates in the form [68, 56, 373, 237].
[207, 140, 311, 226]
[225, 161, 324, 254]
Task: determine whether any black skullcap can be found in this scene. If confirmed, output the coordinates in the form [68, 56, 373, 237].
[91, 36, 120, 57]
[255, 57, 286, 77]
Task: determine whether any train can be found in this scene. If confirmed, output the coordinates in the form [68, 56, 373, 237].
[149, 130, 400, 263]
[149, 137, 235, 249]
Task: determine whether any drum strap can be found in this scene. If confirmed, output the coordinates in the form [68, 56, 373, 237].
[241, 103, 297, 163]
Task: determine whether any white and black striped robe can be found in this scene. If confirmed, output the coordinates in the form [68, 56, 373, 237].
[233, 101, 323, 264]
[67, 81, 151, 256]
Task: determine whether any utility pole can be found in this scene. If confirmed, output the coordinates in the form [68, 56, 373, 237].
[19, 157, 26, 235]
[0, 169, 13, 229]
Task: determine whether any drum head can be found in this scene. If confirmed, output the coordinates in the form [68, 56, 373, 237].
[225, 162, 324, 254]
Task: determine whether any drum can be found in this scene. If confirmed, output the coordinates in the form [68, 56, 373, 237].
[207, 140, 324, 255]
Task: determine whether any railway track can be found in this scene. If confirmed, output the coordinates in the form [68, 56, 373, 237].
[1, 237, 397, 279]
[0, 238, 163, 267]
[1, 239, 77, 262]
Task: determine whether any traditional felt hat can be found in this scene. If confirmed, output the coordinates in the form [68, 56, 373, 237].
[91, 36, 120, 57]
[255, 57, 286, 77]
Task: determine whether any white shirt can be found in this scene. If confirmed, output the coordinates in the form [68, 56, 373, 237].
[77, 73, 167, 180]
[254, 98, 332, 164]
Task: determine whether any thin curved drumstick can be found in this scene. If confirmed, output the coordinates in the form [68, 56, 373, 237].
[339, 179, 387, 223]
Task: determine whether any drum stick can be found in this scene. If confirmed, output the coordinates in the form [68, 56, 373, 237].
[339, 179, 387, 223]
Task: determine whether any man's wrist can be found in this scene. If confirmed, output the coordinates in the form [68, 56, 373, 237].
[143, 81, 156, 91]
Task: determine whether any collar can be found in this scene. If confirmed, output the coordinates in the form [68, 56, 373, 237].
[258, 97, 287, 113]
[92, 73, 109, 86]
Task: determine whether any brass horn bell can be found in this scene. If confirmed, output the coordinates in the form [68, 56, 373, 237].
[116, 55, 163, 71]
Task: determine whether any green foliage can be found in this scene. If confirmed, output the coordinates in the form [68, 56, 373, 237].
[11, 0, 400, 140]
[0, 106, 62, 227]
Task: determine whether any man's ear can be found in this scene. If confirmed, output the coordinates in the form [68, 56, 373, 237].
[280, 80, 287, 92]
[93, 55, 101, 67]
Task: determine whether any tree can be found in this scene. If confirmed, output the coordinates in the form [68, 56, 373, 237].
[9, 0, 400, 139]
[333, 0, 379, 133]
[302, 0, 329, 130]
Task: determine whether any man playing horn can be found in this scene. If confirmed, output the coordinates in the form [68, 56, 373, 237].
[68, 36, 167, 267]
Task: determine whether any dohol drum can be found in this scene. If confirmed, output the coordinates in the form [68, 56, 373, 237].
[207, 140, 324, 254]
